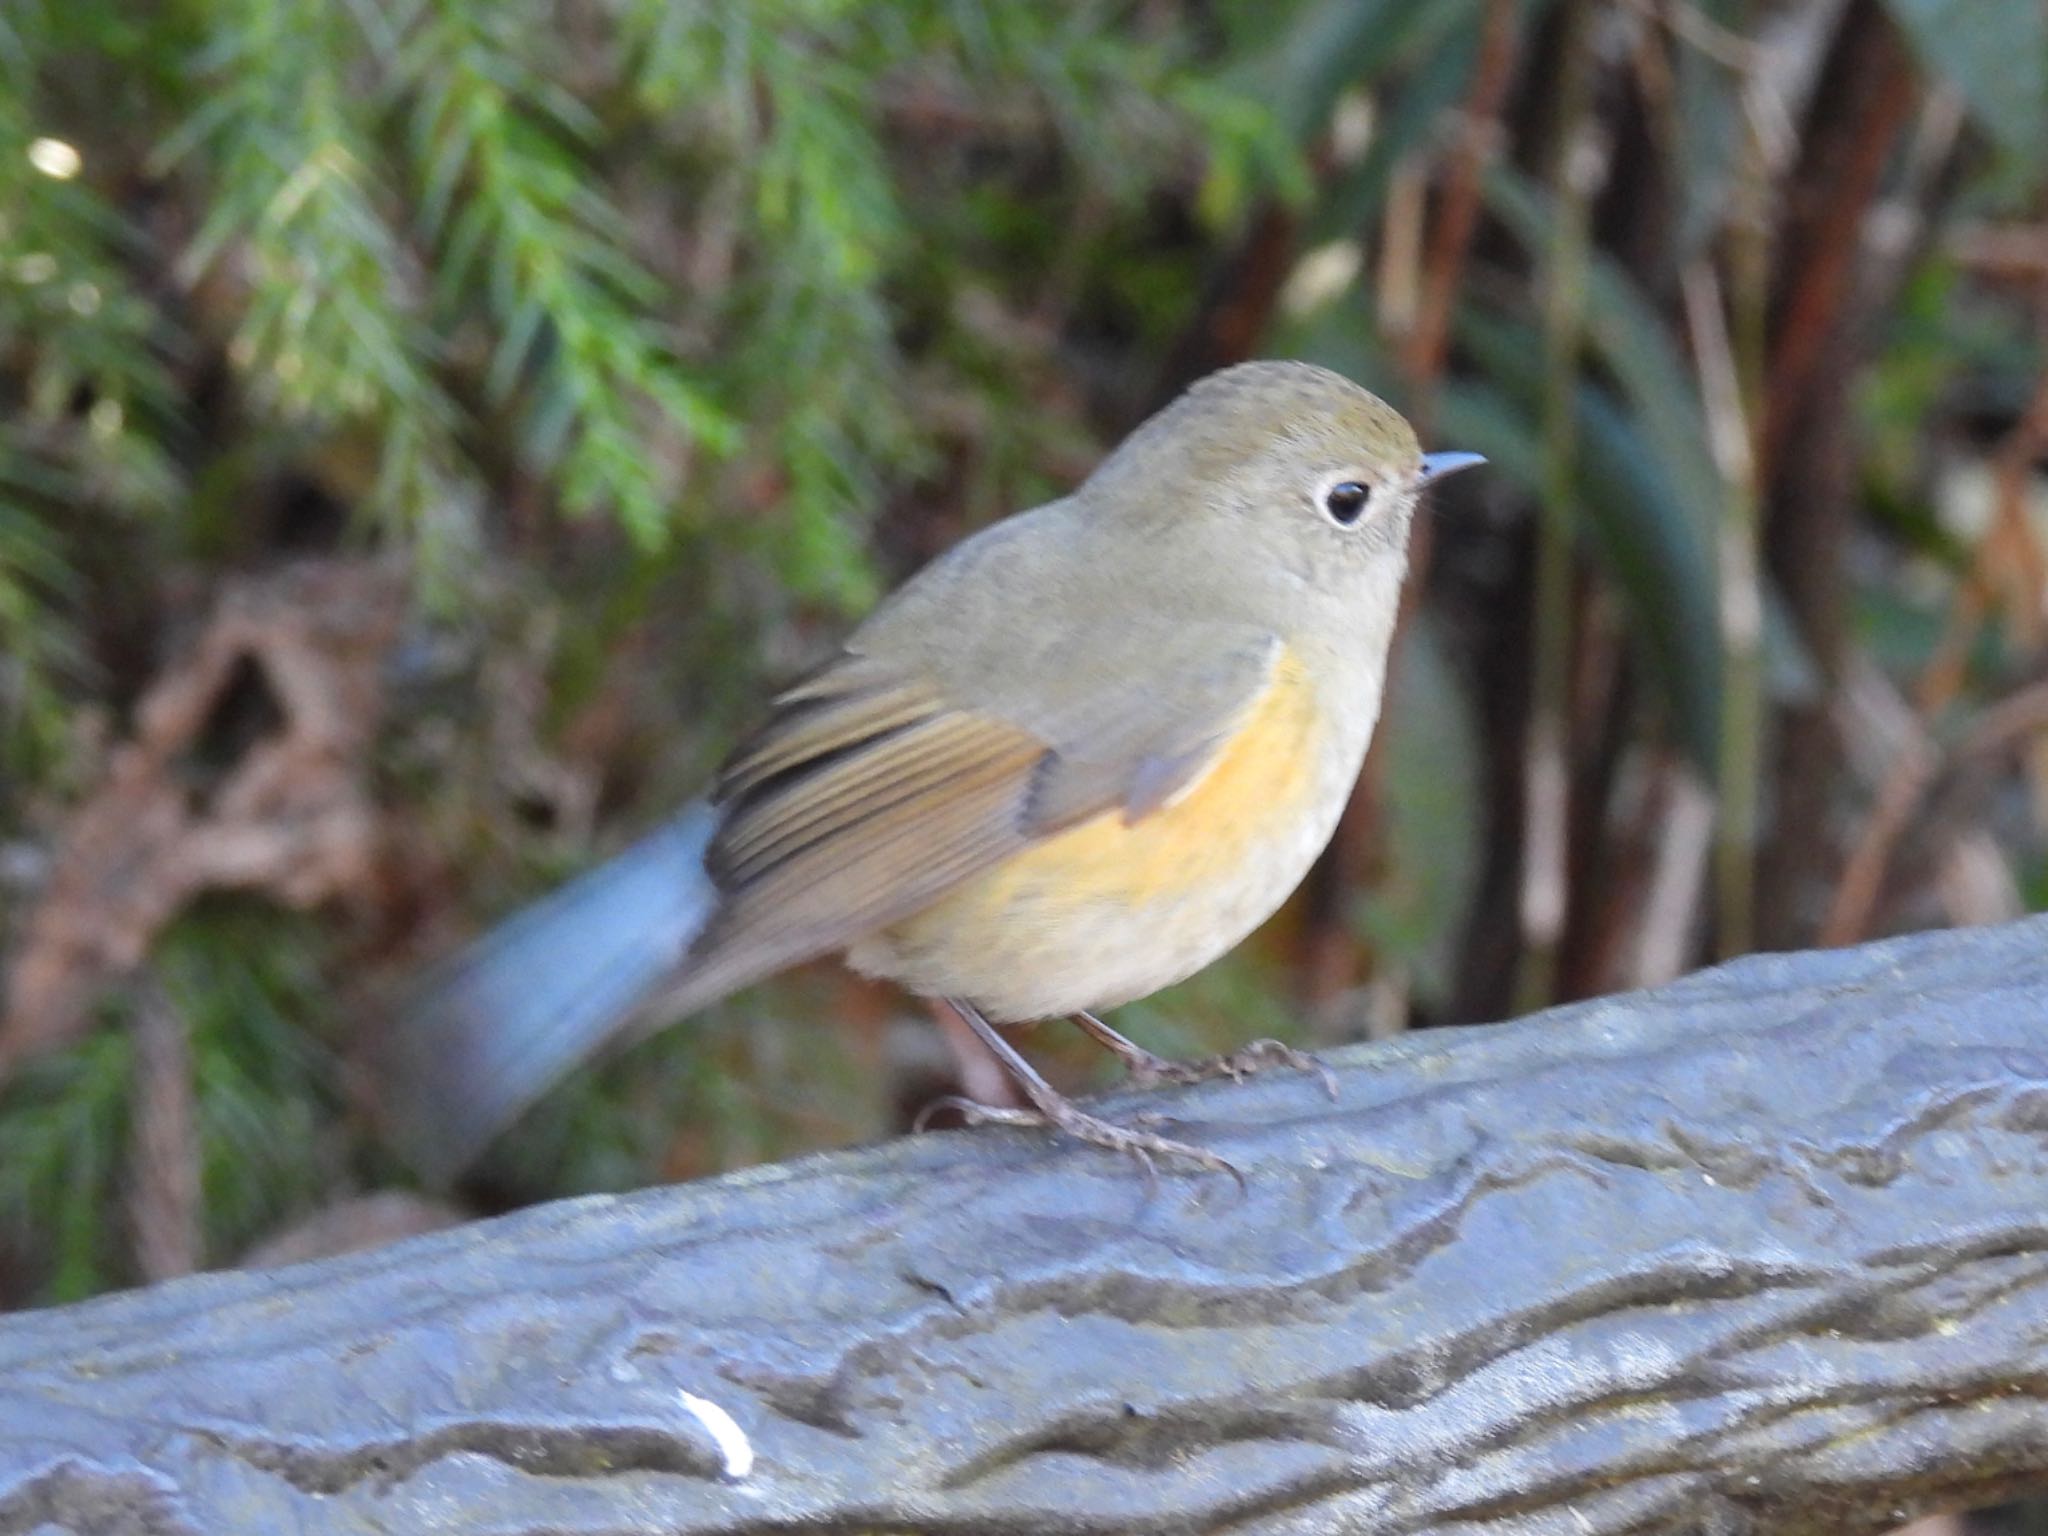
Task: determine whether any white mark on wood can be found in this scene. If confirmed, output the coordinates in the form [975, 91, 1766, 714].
[680, 1390, 755, 1480]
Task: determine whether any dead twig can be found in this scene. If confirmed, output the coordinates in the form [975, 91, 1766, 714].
[1760, 0, 1919, 485]
[126, 976, 200, 1284]
[1824, 367, 2048, 945]
[1630, 758, 1717, 987]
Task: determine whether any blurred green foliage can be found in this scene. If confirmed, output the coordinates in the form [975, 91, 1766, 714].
[0, 0, 1292, 713]
[0, 905, 337, 1301]
[1, 0, 2044, 1303]
[0, 0, 1303, 1300]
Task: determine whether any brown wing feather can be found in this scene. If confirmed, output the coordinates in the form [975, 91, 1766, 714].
[717, 664, 937, 800]
[660, 632, 1281, 1014]
[715, 731, 1043, 944]
[665, 662, 1051, 1007]
[715, 713, 1034, 883]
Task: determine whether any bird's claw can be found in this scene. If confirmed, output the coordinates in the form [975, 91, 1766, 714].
[917, 1094, 1246, 1192]
[1127, 1037, 1339, 1099]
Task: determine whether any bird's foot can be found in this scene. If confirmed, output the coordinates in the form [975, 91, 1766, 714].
[918, 1093, 1245, 1191]
[1071, 1012, 1338, 1098]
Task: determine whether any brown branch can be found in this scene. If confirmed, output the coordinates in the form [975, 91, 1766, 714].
[5, 918, 2048, 1533]
[1759, 0, 1919, 485]
[1758, 0, 1930, 946]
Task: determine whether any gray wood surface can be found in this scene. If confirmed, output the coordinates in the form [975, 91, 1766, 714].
[6, 919, 2048, 1534]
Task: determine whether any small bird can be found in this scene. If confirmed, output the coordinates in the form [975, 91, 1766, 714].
[378, 361, 1482, 1182]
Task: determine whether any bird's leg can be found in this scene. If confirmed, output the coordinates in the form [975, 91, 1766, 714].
[1071, 1010, 1338, 1099]
[921, 999, 1245, 1186]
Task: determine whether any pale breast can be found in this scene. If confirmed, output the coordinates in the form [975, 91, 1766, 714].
[844, 647, 1369, 1021]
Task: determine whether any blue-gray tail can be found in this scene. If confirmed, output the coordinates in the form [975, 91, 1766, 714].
[377, 804, 720, 1185]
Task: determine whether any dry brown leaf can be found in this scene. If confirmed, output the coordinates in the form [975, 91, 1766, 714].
[0, 560, 405, 1078]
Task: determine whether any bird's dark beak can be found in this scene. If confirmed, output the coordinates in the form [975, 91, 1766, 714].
[1418, 450, 1486, 485]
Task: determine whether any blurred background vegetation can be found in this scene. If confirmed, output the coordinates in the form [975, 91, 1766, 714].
[0, 0, 2044, 1311]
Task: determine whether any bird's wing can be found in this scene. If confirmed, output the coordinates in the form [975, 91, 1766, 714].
[678, 627, 1283, 1004]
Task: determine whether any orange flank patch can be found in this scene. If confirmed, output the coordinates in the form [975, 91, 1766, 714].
[858, 643, 1339, 1017]
[958, 646, 1324, 915]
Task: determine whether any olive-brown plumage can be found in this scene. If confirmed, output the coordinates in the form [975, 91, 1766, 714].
[382, 361, 1481, 1180]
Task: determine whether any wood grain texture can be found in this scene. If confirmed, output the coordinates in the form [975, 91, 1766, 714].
[6, 918, 2048, 1534]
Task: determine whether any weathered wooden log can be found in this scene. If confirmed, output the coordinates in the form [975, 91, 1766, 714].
[5, 919, 2048, 1535]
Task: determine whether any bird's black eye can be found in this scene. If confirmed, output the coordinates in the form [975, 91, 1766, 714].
[1324, 480, 1371, 526]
